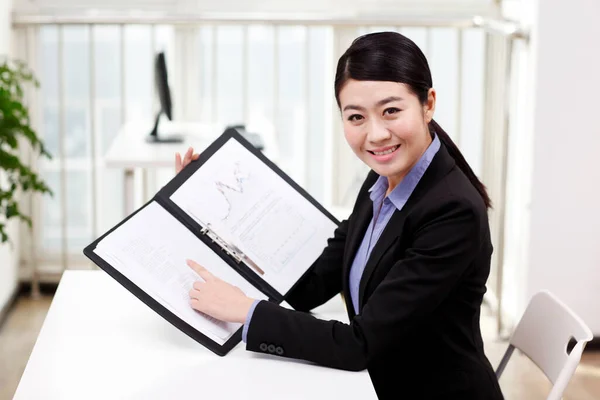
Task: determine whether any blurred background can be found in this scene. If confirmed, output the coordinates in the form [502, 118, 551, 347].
[0, 0, 599, 398]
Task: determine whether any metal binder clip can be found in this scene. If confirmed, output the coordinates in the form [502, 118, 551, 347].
[202, 223, 243, 264]
[198, 221, 265, 276]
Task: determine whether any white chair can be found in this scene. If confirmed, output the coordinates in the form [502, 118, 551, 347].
[495, 290, 593, 400]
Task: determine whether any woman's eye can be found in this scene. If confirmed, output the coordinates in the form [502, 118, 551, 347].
[384, 107, 401, 115]
[348, 114, 363, 122]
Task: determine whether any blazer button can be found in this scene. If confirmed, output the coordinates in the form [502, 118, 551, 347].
[275, 346, 284, 355]
[267, 344, 276, 353]
[259, 343, 268, 352]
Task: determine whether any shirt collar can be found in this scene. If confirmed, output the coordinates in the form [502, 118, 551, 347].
[368, 133, 441, 210]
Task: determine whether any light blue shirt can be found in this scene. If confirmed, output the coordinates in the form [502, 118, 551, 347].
[242, 299, 260, 342]
[243, 134, 440, 341]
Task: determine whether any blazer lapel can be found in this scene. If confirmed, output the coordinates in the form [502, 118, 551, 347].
[356, 210, 407, 309]
[356, 144, 456, 310]
[342, 194, 373, 316]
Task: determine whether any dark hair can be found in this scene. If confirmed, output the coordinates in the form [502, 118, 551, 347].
[334, 31, 491, 209]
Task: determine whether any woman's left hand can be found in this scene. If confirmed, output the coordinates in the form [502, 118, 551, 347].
[187, 259, 255, 324]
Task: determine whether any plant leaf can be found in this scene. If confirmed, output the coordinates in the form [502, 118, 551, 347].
[0, 57, 53, 244]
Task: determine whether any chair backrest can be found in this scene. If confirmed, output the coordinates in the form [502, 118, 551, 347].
[504, 290, 593, 398]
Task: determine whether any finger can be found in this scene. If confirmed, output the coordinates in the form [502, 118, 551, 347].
[190, 298, 201, 310]
[175, 152, 182, 172]
[181, 150, 190, 168]
[192, 153, 200, 160]
[190, 298, 206, 313]
[183, 147, 193, 166]
[187, 259, 215, 282]
[189, 288, 201, 299]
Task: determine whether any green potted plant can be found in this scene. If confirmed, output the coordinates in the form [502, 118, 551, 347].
[0, 57, 52, 244]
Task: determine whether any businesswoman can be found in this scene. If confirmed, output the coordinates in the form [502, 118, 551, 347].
[176, 31, 504, 400]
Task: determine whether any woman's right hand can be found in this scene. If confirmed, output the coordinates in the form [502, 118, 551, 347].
[175, 146, 200, 174]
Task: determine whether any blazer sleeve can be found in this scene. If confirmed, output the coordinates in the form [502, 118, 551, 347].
[284, 218, 349, 312]
[245, 197, 483, 371]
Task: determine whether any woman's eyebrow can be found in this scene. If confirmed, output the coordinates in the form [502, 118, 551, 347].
[342, 104, 365, 112]
[376, 96, 404, 107]
[342, 96, 404, 112]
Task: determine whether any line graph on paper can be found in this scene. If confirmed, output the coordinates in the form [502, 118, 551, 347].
[213, 161, 251, 221]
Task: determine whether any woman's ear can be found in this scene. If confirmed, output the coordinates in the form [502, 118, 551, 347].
[424, 88, 436, 123]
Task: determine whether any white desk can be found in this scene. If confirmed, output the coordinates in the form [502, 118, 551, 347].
[14, 271, 376, 399]
[104, 120, 280, 215]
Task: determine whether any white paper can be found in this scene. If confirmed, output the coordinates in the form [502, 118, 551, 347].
[170, 138, 338, 295]
[94, 201, 268, 345]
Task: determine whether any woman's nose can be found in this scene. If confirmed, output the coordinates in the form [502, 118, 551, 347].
[366, 120, 392, 143]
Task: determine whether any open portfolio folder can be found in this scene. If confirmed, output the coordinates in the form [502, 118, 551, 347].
[83, 129, 339, 356]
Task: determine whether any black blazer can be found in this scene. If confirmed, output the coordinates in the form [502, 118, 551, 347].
[245, 144, 504, 400]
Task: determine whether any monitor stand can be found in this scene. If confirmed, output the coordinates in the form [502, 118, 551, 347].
[147, 111, 184, 143]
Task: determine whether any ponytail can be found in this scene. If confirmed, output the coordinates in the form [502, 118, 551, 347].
[429, 119, 492, 209]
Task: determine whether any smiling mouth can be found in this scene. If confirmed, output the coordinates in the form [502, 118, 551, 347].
[368, 145, 400, 156]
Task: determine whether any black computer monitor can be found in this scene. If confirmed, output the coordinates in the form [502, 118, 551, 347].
[147, 51, 183, 143]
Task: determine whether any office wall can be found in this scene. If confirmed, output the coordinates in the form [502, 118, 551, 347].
[526, 0, 600, 334]
[0, 0, 19, 315]
[501, 0, 534, 22]
[0, 0, 9, 44]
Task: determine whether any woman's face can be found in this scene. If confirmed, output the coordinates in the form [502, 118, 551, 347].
[338, 79, 436, 189]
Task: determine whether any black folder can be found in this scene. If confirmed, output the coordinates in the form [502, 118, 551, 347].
[83, 128, 339, 356]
